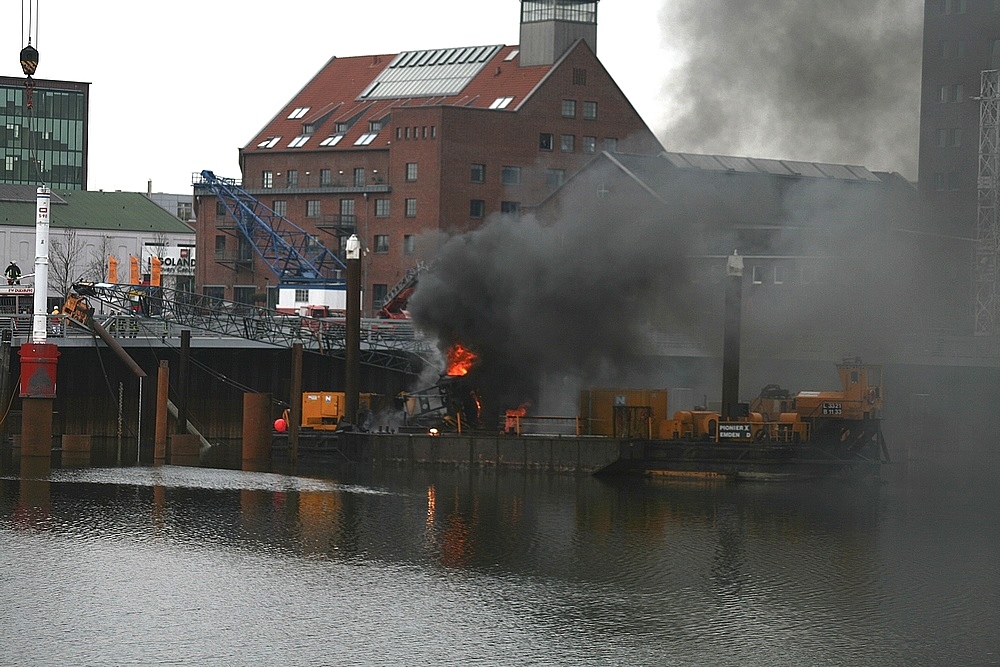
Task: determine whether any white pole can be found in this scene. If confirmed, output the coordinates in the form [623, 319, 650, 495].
[31, 185, 51, 344]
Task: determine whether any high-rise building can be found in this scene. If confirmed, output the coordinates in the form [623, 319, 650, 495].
[0, 76, 89, 190]
[918, 0, 1000, 231]
[194, 0, 664, 314]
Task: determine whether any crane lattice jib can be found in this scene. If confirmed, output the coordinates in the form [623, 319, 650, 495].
[199, 170, 346, 282]
[976, 71, 1000, 336]
[69, 281, 435, 374]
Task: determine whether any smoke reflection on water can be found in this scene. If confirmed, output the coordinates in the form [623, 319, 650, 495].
[0, 455, 997, 666]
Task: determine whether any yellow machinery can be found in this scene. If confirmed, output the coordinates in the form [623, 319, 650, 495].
[301, 391, 378, 430]
[582, 358, 880, 447]
[579, 389, 669, 438]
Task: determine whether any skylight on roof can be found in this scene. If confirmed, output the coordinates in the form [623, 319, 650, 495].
[489, 96, 514, 109]
[354, 133, 378, 146]
[360, 45, 502, 100]
[319, 135, 344, 147]
[288, 135, 310, 148]
[504, 50, 519, 62]
[287, 107, 310, 119]
[257, 137, 281, 149]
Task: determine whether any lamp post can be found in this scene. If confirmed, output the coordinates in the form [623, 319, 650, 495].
[344, 234, 361, 429]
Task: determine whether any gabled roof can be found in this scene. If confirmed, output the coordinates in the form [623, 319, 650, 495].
[0, 185, 193, 234]
[246, 43, 555, 154]
[535, 151, 915, 228]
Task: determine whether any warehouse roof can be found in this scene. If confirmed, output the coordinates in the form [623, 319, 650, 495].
[245, 42, 570, 155]
[0, 185, 193, 233]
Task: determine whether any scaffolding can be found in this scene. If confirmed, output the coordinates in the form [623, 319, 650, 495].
[975, 70, 1000, 336]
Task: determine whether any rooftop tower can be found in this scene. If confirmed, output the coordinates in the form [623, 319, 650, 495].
[518, 0, 599, 66]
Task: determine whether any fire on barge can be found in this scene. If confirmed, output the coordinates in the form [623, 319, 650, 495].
[354, 251, 889, 480]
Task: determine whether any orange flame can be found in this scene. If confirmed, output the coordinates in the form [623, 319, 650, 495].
[505, 403, 529, 418]
[446, 343, 477, 376]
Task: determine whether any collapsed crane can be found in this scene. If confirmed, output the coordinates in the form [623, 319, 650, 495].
[67, 281, 435, 374]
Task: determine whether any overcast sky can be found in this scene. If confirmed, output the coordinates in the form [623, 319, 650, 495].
[6, 0, 922, 195]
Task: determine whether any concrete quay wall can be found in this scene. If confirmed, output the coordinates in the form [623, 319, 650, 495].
[341, 433, 623, 474]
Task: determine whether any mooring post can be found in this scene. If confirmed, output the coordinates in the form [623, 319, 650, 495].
[19, 186, 57, 475]
[242, 392, 272, 471]
[290, 343, 302, 464]
[154, 360, 169, 464]
[176, 329, 190, 435]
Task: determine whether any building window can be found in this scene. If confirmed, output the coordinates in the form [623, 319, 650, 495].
[934, 173, 946, 191]
[773, 265, 787, 285]
[951, 128, 962, 147]
[294, 289, 309, 302]
[372, 284, 388, 310]
[405, 198, 417, 218]
[502, 166, 521, 185]
[545, 169, 565, 187]
[320, 169, 332, 186]
[273, 200, 287, 216]
[406, 162, 418, 181]
[937, 128, 948, 147]
[562, 99, 576, 118]
[262, 171, 273, 188]
[471, 164, 486, 183]
[354, 168, 365, 187]
[583, 136, 597, 153]
[374, 235, 389, 253]
[306, 200, 321, 217]
[286, 170, 298, 187]
[752, 266, 765, 285]
[561, 135, 575, 152]
[470, 199, 486, 218]
[572, 68, 587, 86]
[539, 133, 554, 151]
[583, 101, 598, 120]
[501, 201, 520, 219]
[375, 199, 391, 217]
[948, 171, 960, 190]
[215, 201, 227, 217]
[340, 199, 356, 223]
[215, 235, 226, 255]
[403, 235, 415, 255]
[176, 202, 193, 220]
[234, 286, 256, 305]
[604, 137, 618, 152]
[203, 286, 225, 300]
[941, 84, 964, 103]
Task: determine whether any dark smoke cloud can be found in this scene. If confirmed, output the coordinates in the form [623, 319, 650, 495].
[656, 0, 923, 178]
[407, 194, 711, 416]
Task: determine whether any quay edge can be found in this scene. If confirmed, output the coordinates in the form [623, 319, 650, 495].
[277, 432, 881, 479]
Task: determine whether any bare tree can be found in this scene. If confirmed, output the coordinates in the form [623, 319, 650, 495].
[86, 235, 117, 282]
[49, 228, 86, 297]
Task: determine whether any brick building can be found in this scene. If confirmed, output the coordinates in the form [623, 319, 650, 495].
[194, 0, 663, 314]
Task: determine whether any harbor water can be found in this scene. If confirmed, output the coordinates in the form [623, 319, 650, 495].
[1, 448, 997, 666]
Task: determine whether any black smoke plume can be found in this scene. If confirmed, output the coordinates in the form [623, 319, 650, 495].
[407, 198, 710, 418]
[656, 0, 923, 178]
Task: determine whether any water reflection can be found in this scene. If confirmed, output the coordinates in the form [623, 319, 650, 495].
[0, 455, 996, 666]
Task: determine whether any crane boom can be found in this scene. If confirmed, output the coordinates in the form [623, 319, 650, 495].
[68, 281, 435, 374]
[196, 170, 346, 283]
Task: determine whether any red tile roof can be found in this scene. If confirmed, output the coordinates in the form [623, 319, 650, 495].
[245, 45, 553, 154]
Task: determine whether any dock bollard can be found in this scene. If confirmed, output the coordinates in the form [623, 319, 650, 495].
[242, 392, 272, 471]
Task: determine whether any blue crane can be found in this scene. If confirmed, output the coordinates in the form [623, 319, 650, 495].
[198, 170, 346, 283]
